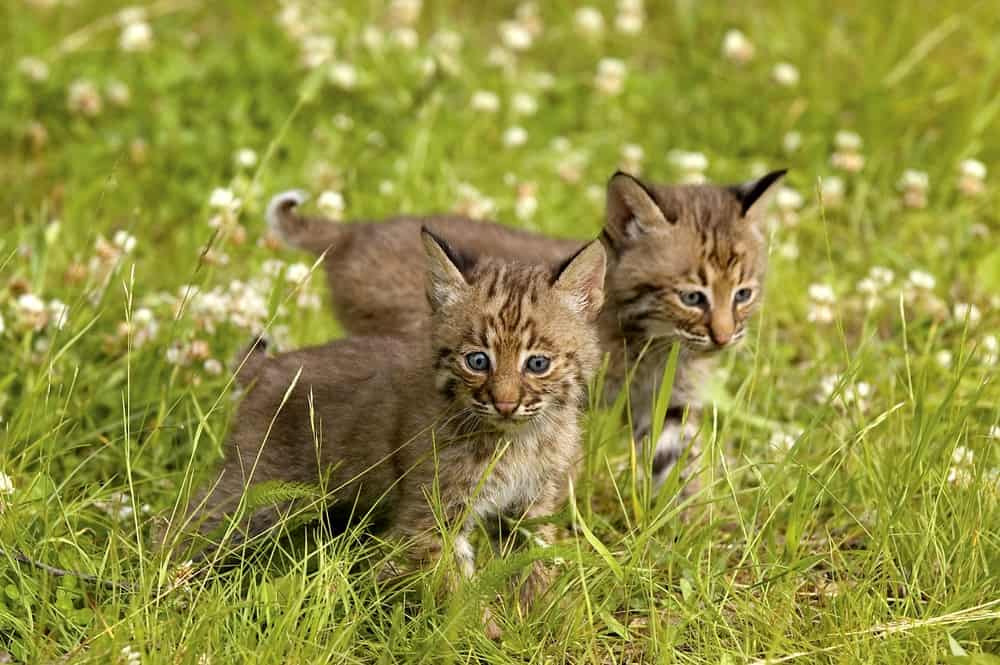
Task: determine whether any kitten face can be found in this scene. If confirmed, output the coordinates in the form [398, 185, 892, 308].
[603, 170, 785, 354]
[422, 231, 605, 430]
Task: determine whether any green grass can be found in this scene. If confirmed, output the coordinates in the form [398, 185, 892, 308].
[2, 0, 1000, 662]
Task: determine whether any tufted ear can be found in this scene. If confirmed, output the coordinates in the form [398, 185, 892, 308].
[552, 239, 607, 319]
[730, 169, 787, 219]
[604, 171, 671, 249]
[421, 228, 470, 311]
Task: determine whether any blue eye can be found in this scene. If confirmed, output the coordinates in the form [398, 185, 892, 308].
[734, 287, 753, 304]
[524, 355, 550, 374]
[679, 291, 707, 307]
[465, 351, 490, 372]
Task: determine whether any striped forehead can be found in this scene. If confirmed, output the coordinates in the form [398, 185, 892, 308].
[467, 264, 554, 350]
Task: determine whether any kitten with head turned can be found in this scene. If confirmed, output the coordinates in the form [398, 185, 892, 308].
[170, 229, 606, 633]
[268, 169, 784, 490]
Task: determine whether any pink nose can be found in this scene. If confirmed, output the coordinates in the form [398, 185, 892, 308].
[494, 401, 518, 417]
[711, 330, 732, 346]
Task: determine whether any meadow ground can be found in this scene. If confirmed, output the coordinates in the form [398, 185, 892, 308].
[2, 1, 999, 662]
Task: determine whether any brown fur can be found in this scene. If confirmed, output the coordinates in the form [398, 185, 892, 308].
[168, 231, 607, 622]
[268, 170, 784, 488]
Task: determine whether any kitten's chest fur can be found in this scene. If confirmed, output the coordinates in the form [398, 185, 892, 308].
[441, 419, 577, 521]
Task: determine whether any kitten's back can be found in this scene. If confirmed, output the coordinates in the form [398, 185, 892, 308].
[268, 192, 583, 336]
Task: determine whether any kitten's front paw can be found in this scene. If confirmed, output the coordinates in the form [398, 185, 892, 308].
[651, 420, 701, 493]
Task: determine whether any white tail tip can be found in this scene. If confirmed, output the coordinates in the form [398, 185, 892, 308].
[266, 189, 309, 234]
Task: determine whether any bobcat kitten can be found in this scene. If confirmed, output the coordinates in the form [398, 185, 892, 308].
[267, 169, 784, 489]
[174, 230, 606, 616]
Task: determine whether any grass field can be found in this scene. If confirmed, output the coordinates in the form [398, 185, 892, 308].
[2, 1, 1000, 662]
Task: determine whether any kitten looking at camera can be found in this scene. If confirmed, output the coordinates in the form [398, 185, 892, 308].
[169, 230, 606, 629]
[267, 169, 784, 490]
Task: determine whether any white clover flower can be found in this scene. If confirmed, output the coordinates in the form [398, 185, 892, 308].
[620, 143, 644, 173]
[615, 11, 644, 34]
[301, 35, 335, 68]
[120, 644, 141, 665]
[898, 169, 929, 209]
[722, 29, 754, 64]
[470, 90, 501, 113]
[935, 350, 953, 369]
[454, 183, 496, 220]
[203, 358, 223, 376]
[831, 151, 865, 173]
[907, 269, 936, 290]
[669, 150, 708, 174]
[953, 302, 981, 326]
[113, 230, 137, 253]
[48, 300, 69, 330]
[329, 62, 358, 90]
[834, 131, 863, 152]
[499, 20, 533, 51]
[285, 262, 311, 284]
[856, 277, 878, 296]
[0, 472, 13, 495]
[768, 430, 797, 452]
[775, 187, 803, 211]
[503, 126, 528, 148]
[515, 192, 538, 221]
[951, 445, 974, 466]
[386, 0, 422, 27]
[782, 131, 802, 154]
[808, 283, 836, 303]
[574, 7, 605, 37]
[67, 80, 103, 117]
[511, 92, 538, 116]
[235, 148, 258, 169]
[957, 158, 987, 197]
[778, 241, 799, 259]
[16, 294, 47, 331]
[18, 56, 49, 82]
[261, 259, 285, 277]
[514, 2, 543, 37]
[106, 80, 131, 107]
[869, 266, 894, 286]
[807, 304, 835, 323]
[898, 169, 929, 192]
[317, 190, 345, 219]
[209, 187, 241, 212]
[594, 58, 627, 96]
[819, 175, 845, 207]
[982, 334, 998, 365]
[960, 159, 986, 180]
[228, 285, 269, 330]
[772, 62, 800, 87]
[119, 21, 153, 52]
[431, 29, 463, 52]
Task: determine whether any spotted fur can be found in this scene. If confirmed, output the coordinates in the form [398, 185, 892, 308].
[166, 232, 607, 632]
[266, 169, 785, 492]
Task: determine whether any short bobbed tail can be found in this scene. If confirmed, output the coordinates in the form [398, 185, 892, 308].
[265, 189, 344, 255]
